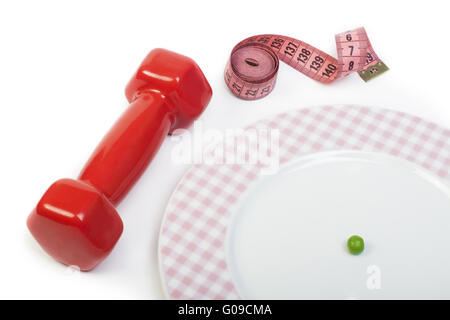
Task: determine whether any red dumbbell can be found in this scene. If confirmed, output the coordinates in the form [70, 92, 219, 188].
[27, 49, 212, 271]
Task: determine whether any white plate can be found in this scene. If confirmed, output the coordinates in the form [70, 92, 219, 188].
[158, 105, 450, 299]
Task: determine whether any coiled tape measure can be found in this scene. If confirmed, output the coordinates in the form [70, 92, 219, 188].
[225, 27, 388, 100]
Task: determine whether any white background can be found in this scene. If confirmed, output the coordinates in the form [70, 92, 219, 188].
[0, 0, 449, 299]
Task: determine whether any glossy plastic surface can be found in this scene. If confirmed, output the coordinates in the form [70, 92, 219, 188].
[125, 48, 212, 132]
[27, 49, 212, 270]
[79, 92, 172, 205]
[27, 179, 123, 271]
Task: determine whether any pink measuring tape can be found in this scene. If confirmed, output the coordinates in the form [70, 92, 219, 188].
[225, 27, 388, 100]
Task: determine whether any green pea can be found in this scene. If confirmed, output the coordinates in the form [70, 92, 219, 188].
[347, 235, 364, 255]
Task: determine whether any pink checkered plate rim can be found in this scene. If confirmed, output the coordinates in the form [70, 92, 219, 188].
[158, 105, 450, 299]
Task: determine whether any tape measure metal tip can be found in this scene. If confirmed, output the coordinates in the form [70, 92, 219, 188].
[359, 61, 389, 82]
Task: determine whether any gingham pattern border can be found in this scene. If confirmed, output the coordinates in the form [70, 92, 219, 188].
[159, 105, 450, 299]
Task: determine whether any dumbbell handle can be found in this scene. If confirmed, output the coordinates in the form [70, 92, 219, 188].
[79, 92, 172, 206]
